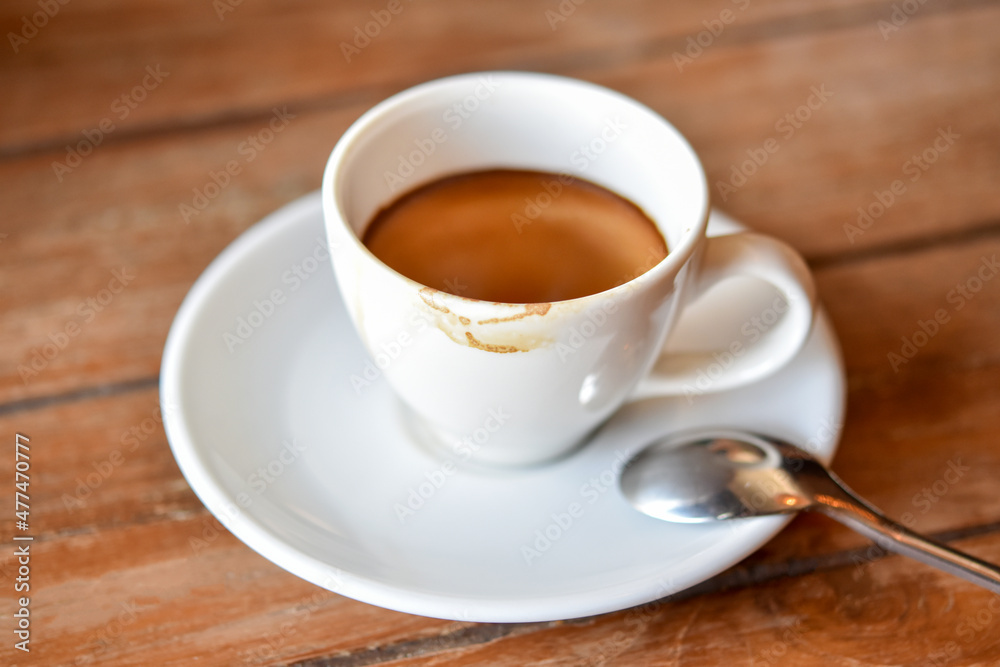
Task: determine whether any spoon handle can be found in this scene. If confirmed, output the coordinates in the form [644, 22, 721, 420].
[811, 473, 1000, 594]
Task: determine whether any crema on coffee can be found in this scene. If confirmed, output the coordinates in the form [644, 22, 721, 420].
[362, 169, 668, 303]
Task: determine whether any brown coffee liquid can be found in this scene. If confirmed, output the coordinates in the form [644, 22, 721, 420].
[361, 169, 668, 303]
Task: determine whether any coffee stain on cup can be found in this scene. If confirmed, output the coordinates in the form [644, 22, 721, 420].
[464, 332, 521, 354]
[418, 288, 451, 314]
[417, 287, 552, 353]
[476, 303, 551, 325]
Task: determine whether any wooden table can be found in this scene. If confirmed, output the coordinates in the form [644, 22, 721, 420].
[3, 0, 999, 664]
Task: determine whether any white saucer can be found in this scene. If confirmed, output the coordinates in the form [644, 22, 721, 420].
[161, 192, 845, 623]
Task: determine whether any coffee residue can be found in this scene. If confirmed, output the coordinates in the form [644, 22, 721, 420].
[414, 288, 551, 354]
[477, 303, 551, 325]
[464, 331, 522, 354]
[418, 287, 451, 314]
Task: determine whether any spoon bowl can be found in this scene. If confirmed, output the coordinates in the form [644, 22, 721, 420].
[621, 429, 1000, 593]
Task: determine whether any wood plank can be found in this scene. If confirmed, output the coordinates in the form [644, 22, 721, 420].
[0, 0, 897, 153]
[817, 237, 1000, 377]
[0, 518, 453, 667]
[0, 389, 199, 535]
[4, 525, 994, 666]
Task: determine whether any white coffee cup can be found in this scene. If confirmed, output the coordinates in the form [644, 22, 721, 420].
[322, 72, 815, 466]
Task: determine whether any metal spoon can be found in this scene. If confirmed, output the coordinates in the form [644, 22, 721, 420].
[620, 429, 1000, 593]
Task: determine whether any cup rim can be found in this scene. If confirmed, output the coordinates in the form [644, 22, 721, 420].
[322, 70, 710, 310]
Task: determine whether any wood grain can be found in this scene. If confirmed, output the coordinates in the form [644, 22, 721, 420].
[2, 0, 1000, 665]
[0, 0, 907, 153]
[3, 5, 999, 405]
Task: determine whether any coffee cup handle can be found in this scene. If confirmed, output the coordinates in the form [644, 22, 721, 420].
[633, 232, 816, 398]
